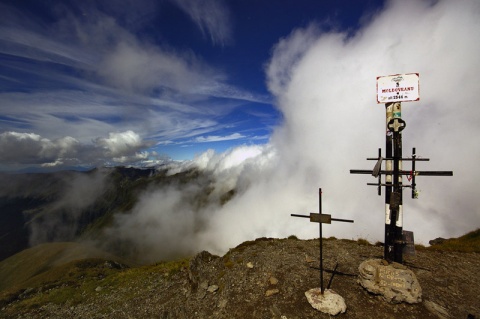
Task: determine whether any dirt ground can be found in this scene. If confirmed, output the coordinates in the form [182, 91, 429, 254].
[2, 237, 479, 318]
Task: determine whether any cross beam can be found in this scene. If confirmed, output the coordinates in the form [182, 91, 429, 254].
[291, 188, 354, 294]
[350, 169, 453, 176]
[291, 213, 354, 224]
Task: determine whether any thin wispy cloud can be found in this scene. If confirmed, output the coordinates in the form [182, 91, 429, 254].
[0, 0, 268, 169]
[194, 133, 245, 143]
[170, 0, 232, 46]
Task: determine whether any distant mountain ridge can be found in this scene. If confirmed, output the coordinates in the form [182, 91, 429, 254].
[0, 166, 227, 262]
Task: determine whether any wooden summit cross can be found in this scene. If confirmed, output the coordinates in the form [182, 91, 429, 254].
[291, 188, 354, 294]
[350, 73, 453, 264]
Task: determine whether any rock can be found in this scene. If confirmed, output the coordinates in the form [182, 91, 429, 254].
[265, 289, 280, 297]
[358, 259, 422, 304]
[199, 281, 209, 290]
[304, 288, 346, 315]
[218, 299, 227, 308]
[246, 262, 254, 269]
[95, 286, 102, 292]
[424, 300, 450, 319]
[188, 251, 219, 290]
[197, 289, 206, 299]
[207, 285, 219, 293]
[19, 288, 34, 299]
[104, 260, 128, 269]
[429, 237, 447, 245]
[269, 276, 279, 285]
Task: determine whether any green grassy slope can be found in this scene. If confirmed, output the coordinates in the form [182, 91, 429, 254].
[427, 228, 480, 253]
[0, 242, 132, 292]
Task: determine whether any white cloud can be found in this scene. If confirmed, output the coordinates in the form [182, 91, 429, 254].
[102, 0, 480, 260]
[0, 130, 159, 169]
[95, 131, 147, 156]
[194, 133, 245, 143]
[0, 132, 79, 164]
[113, 151, 150, 163]
[98, 41, 221, 95]
[0, 1, 265, 161]
[261, 0, 480, 244]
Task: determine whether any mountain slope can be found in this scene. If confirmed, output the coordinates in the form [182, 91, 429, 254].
[0, 167, 228, 262]
[0, 242, 132, 292]
[1, 237, 478, 319]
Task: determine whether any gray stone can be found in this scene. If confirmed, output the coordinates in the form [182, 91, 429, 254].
[304, 288, 346, 315]
[265, 289, 280, 297]
[197, 289, 206, 299]
[199, 281, 209, 290]
[424, 300, 450, 319]
[207, 285, 219, 293]
[188, 251, 219, 290]
[269, 276, 279, 285]
[305, 255, 316, 263]
[429, 237, 447, 246]
[358, 259, 422, 304]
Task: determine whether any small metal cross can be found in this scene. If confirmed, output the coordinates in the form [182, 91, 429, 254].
[291, 188, 354, 294]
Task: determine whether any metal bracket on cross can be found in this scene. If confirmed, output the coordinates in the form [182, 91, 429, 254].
[387, 117, 406, 132]
[291, 188, 354, 294]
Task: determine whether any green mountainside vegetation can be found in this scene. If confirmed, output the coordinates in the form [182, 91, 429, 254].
[0, 167, 233, 262]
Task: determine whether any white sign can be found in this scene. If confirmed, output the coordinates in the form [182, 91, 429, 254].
[377, 73, 419, 104]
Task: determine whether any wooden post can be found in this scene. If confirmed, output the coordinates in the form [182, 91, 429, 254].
[385, 102, 394, 261]
[318, 188, 324, 293]
[392, 102, 404, 263]
[351, 73, 452, 264]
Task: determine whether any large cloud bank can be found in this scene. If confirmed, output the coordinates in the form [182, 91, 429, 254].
[100, 0, 480, 261]
[0, 130, 153, 168]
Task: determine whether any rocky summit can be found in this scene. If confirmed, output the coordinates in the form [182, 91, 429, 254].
[1, 237, 479, 318]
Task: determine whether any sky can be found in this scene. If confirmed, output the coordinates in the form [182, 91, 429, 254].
[0, 0, 385, 169]
[1, 0, 480, 259]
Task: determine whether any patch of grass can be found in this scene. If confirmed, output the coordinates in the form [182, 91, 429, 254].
[1, 257, 190, 315]
[232, 240, 256, 252]
[224, 259, 234, 268]
[117, 257, 189, 282]
[414, 244, 427, 251]
[427, 229, 480, 253]
[357, 238, 371, 246]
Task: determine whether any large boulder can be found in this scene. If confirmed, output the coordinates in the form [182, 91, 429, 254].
[358, 259, 422, 304]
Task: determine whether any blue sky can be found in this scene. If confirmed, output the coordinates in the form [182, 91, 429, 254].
[1, 0, 479, 247]
[0, 0, 384, 170]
